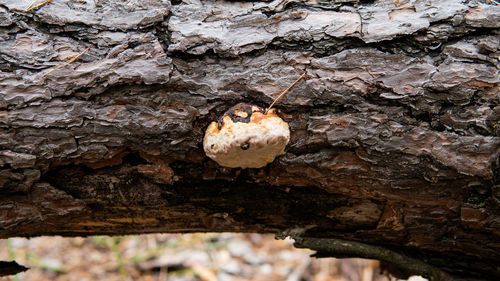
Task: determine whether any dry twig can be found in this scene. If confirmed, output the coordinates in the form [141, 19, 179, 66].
[293, 237, 446, 281]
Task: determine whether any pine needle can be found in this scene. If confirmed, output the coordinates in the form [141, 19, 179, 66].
[25, 0, 52, 13]
[25, 0, 39, 12]
[265, 72, 306, 115]
[41, 48, 89, 77]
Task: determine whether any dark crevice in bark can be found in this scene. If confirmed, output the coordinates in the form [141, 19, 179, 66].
[84, 83, 167, 103]
[41, 158, 367, 230]
[269, 36, 365, 57]
[154, 21, 170, 54]
[271, 24, 499, 61]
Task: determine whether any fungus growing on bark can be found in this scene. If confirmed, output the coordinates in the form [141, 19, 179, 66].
[203, 103, 290, 168]
[203, 73, 305, 168]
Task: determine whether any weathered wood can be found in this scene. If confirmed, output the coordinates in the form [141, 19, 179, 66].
[0, 0, 499, 279]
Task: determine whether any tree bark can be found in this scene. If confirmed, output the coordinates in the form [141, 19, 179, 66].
[1, 0, 499, 279]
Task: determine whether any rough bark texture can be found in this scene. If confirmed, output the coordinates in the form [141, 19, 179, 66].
[0, 0, 499, 279]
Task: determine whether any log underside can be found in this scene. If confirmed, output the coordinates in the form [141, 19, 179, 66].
[0, 0, 499, 279]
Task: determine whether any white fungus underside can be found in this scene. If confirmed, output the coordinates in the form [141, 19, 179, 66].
[203, 115, 290, 168]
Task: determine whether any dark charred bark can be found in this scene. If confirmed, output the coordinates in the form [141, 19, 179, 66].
[0, 0, 499, 280]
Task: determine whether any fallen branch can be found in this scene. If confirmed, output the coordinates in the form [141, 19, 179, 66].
[0, 261, 28, 277]
[292, 237, 446, 281]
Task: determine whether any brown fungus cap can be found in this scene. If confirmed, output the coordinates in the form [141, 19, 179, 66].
[203, 103, 290, 168]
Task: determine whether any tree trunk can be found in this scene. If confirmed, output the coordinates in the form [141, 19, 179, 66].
[1, 0, 499, 279]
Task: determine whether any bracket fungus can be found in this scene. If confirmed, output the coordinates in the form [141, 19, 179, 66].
[203, 103, 290, 168]
[203, 73, 305, 168]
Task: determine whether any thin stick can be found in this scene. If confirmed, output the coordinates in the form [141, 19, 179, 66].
[41, 47, 89, 77]
[25, 0, 39, 12]
[490, 0, 500, 5]
[25, 0, 52, 12]
[293, 237, 446, 281]
[265, 72, 306, 115]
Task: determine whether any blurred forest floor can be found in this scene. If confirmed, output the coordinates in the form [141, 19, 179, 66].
[0, 233, 424, 281]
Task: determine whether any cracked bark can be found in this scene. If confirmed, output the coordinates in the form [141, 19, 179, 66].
[0, 0, 499, 279]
